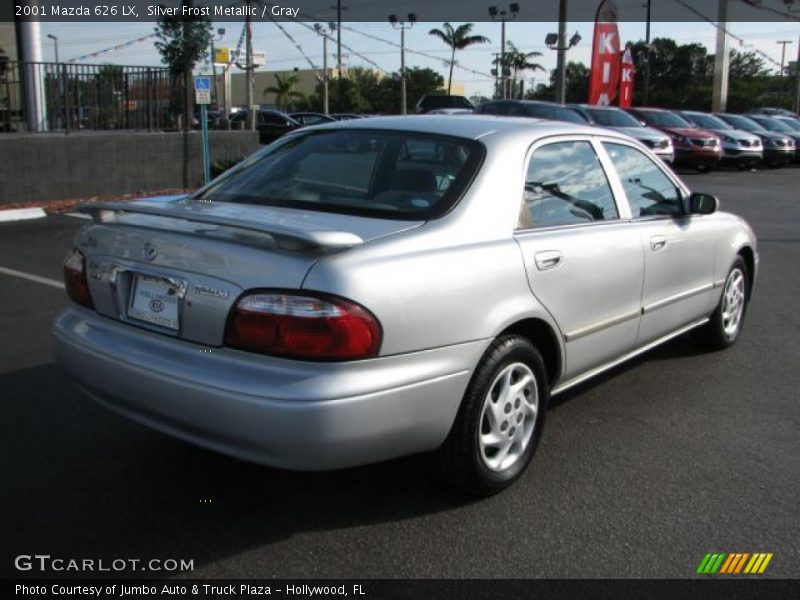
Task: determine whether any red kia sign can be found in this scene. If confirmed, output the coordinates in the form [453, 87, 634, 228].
[619, 46, 635, 108]
[588, 0, 620, 106]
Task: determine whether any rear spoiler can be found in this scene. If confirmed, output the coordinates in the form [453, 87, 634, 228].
[76, 202, 364, 250]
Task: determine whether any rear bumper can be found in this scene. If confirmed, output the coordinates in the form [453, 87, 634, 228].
[53, 307, 482, 470]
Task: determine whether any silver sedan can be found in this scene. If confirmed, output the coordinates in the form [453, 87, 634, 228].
[53, 116, 757, 495]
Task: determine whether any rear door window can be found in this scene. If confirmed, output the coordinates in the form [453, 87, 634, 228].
[519, 140, 619, 229]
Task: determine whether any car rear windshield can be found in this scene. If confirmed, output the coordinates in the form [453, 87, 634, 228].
[420, 95, 474, 110]
[195, 129, 484, 220]
[586, 108, 641, 127]
[641, 111, 693, 128]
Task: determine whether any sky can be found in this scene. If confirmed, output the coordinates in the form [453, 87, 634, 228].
[37, 19, 800, 98]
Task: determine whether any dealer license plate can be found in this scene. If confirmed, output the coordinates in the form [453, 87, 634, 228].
[128, 275, 180, 330]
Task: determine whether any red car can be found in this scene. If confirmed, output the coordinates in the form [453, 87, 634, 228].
[624, 107, 721, 171]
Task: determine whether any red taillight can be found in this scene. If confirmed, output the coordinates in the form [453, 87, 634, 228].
[224, 292, 381, 360]
[63, 249, 93, 309]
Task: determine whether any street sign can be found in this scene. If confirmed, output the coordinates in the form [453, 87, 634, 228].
[252, 51, 266, 67]
[213, 47, 230, 66]
[194, 76, 211, 105]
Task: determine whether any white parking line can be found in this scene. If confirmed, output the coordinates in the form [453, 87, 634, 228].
[0, 266, 65, 289]
[0, 208, 47, 223]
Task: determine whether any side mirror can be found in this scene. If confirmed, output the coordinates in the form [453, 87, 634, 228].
[689, 192, 719, 215]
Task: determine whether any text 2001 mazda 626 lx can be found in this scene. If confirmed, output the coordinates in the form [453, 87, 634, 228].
[53, 116, 757, 495]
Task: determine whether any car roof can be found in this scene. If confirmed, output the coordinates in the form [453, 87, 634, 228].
[309, 114, 602, 142]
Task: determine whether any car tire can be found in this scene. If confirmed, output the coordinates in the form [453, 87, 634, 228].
[432, 335, 549, 496]
[700, 256, 749, 350]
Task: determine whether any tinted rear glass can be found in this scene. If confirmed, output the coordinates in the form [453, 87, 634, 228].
[196, 130, 484, 220]
[420, 96, 474, 110]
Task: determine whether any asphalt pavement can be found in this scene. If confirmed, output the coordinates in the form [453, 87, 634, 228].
[1, 167, 798, 579]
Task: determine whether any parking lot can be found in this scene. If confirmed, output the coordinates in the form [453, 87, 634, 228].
[1, 166, 798, 579]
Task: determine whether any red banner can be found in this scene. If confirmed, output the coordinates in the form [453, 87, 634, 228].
[588, 0, 620, 106]
[619, 46, 635, 107]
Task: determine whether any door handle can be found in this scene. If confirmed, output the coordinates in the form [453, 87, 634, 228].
[534, 250, 563, 271]
[650, 236, 667, 251]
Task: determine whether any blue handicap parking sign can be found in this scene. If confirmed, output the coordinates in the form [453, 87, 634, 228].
[194, 77, 211, 91]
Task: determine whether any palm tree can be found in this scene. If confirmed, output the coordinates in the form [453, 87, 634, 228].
[264, 73, 304, 111]
[501, 42, 545, 99]
[428, 23, 490, 95]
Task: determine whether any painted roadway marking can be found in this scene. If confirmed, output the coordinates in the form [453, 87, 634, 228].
[0, 266, 65, 289]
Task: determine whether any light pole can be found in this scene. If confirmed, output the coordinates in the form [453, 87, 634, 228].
[545, 29, 581, 104]
[389, 13, 416, 115]
[777, 40, 793, 76]
[46, 34, 58, 64]
[488, 4, 519, 99]
[314, 24, 332, 114]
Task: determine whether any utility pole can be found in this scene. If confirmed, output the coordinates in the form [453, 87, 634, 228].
[777, 40, 793, 76]
[711, 0, 729, 113]
[314, 24, 331, 114]
[333, 0, 345, 77]
[389, 13, 416, 115]
[245, 0, 254, 130]
[556, 0, 567, 104]
[794, 34, 800, 113]
[643, 0, 651, 106]
[488, 4, 519, 100]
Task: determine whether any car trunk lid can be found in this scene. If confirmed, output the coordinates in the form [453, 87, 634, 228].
[75, 196, 423, 346]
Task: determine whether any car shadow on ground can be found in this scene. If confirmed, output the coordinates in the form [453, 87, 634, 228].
[0, 362, 475, 578]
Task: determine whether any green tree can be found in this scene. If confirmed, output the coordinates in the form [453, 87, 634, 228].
[528, 62, 589, 103]
[428, 23, 490, 95]
[263, 72, 304, 111]
[154, 0, 212, 130]
[500, 41, 545, 99]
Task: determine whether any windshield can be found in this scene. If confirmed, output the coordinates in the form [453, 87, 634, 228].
[776, 118, 800, 132]
[586, 108, 641, 127]
[685, 113, 730, 130]
[721, 114, 763, 131]
[641, 111, 693, 128]
[196, 130, 484, 220]
[752, 117, 795, 134]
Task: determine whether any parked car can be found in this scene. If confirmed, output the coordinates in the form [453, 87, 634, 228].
[570, 104, 674, 164]
[748, 107, 798, 118]
[476, 100, 588, 125]
[230, 109, 302, 144]
[624, 107, 721, 171]
[746, 115, 800, 163]
[715, 113, 795, 167]
[677, 111, 762, 169]
[288, 112, 337, 126]
[54, 116, 757, 496]
[416, 94, 475, 114]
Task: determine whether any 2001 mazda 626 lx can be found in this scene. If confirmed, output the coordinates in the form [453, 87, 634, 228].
[53, 115, 758, 495]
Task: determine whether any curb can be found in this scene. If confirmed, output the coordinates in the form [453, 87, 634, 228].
[0, 208, 47, 223]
